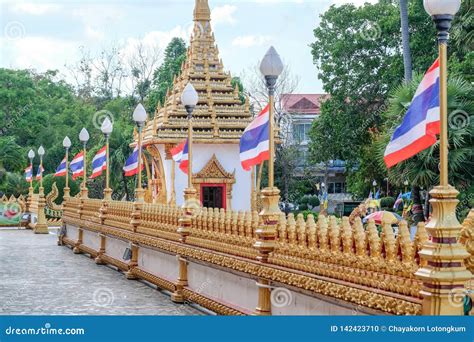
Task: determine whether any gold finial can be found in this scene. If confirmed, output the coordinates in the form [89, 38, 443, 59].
[194, 0, 211, 22]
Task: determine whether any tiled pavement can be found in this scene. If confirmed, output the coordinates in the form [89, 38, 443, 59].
[0, 228, 202, 315]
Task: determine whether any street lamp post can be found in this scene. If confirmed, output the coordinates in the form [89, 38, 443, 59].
[27, 149, 35, 211]
[176, 83, 199, 243]
[253, 46, 284, 316]
[101, 117, 113, 201]
[63, 136, 71, 199]
[133, 104, 147, 202]
[372, 180, 377, 196]
[171, 82, 199, 304]
[34, 146, 48, 234]
[79, 128, 89, 199]
[415, 0, 471, 315]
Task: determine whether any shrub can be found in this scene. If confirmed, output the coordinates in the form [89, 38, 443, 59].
[380, 196, 395, 209]
[308, 195, 320, 207]
[299, 196, 310, 205]
[298, 203, 309, 211]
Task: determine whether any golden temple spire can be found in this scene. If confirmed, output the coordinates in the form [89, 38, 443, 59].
[194, 0, 211, 22]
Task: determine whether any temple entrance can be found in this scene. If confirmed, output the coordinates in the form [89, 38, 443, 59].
[192, 154, 235, 210]
[201, 184, 225, 209]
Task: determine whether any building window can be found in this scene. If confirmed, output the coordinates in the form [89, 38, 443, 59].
[293, 123, 312, 143]
[201, 184, 226, 209]
[327, 182, 346, 194]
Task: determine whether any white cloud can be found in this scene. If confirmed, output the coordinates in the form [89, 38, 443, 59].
[120, 25, 189, 60]
[0, 36, 78, 71]
[211, 5, 237, 26]
[85, 26, 105, 41]
[232, 35, 273, 48]
[10, 2, 61, 15]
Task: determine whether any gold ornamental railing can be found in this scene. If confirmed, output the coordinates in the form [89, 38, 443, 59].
[57, 197, 449, 315]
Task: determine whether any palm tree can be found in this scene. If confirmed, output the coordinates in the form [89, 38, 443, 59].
[399, 0, 412, 82]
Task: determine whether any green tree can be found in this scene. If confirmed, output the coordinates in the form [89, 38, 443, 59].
[147, 38, 187, 112]
[310, 0, 436, 165]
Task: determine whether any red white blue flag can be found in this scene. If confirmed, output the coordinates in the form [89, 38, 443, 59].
[123, 146, 143, 177]
[35, 165, 44, 181]
[170, 139, 189, 174]
[90, 146, 107, 179]
[24, 165, 33, 182]
[54, 156, 67, 177]
[384, 59, 440, 168]
[70, 151, 84, 180]
[239, 104, 270, 171]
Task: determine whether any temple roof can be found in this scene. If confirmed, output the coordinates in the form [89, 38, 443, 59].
[141, 0, 252, 145]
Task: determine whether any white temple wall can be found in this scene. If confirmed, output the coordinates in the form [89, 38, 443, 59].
[159, 143, 251, 211]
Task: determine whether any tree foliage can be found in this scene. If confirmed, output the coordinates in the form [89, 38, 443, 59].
[147, 38, 187, 112]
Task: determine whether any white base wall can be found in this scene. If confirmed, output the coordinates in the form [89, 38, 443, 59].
[82, 230, 100, 251]
[187, 261, 258, 313]
[138, 246, 178, 283]
[64, 224, 370, 315]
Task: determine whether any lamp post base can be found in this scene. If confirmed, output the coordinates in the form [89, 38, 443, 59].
[80, 187, 88, 199]
[415, 185, 472, 315]
[34, 187, 49, 234]
[103, 188, 113, 201]
[254, 187, 280, 263]
[135, 188, 145, 202]
[177, 187, 198, 243]
[63, 187, 70, 199]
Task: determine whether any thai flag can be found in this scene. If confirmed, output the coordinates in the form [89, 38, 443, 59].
[90, 146, 107, 179]
[384, 59, 440, 168]
[239, 104, 270, 171]
[393, 193, 402, 210]
[54, 156, 67, 177]
[170, 140, 187, 163]
[170, 140, 189, 174]
[123, 146, 143, 177]
[70, 151, 84, 180]
[35, 165, 44, 181]
[24, 165, 33, 182]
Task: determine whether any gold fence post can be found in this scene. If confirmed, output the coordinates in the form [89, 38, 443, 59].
[95, 234, 106, 265]
[73, 227, 83, 254]
[171, 256, 188, 303]
[125, 243, 139, 280]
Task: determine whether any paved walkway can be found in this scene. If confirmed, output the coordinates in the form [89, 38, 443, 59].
[0, 228, 201, 315]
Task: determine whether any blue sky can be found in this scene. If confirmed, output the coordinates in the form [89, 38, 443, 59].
[0, 0, 374, 94]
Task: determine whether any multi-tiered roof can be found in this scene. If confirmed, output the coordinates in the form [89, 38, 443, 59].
[142, 0, 251, 145]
